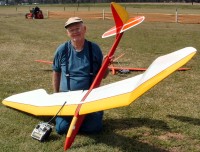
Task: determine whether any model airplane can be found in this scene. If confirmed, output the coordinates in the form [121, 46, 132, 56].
[2, 2, 197, 151]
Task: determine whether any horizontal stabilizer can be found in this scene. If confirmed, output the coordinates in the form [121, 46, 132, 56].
[102, 16, 145, 38]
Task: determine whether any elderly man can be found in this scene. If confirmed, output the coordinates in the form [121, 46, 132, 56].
[52, 17, 106, 135]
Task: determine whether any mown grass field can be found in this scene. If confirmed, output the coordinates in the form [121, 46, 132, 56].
[0, 3, 200, 152]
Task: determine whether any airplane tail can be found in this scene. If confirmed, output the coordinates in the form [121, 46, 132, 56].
[102, 2, 145, 38]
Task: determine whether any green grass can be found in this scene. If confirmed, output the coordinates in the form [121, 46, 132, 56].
[0, 4, 200, 152]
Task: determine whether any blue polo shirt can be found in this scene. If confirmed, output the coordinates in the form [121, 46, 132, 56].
[52, 40, 103, 92]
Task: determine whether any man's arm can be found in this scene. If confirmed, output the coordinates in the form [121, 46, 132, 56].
[53, 71, 61, 92]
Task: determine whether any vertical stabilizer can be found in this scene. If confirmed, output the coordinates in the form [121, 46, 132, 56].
[111, 2, 129, 33]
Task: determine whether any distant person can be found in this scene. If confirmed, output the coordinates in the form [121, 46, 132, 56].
[52, 17, 109, 135]
[33, 6, 40, 19]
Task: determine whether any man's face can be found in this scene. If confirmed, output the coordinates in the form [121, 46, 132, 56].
[66, 23, 86, 42]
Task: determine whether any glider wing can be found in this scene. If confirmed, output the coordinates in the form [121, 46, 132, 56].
[2, 47, 197, 116]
